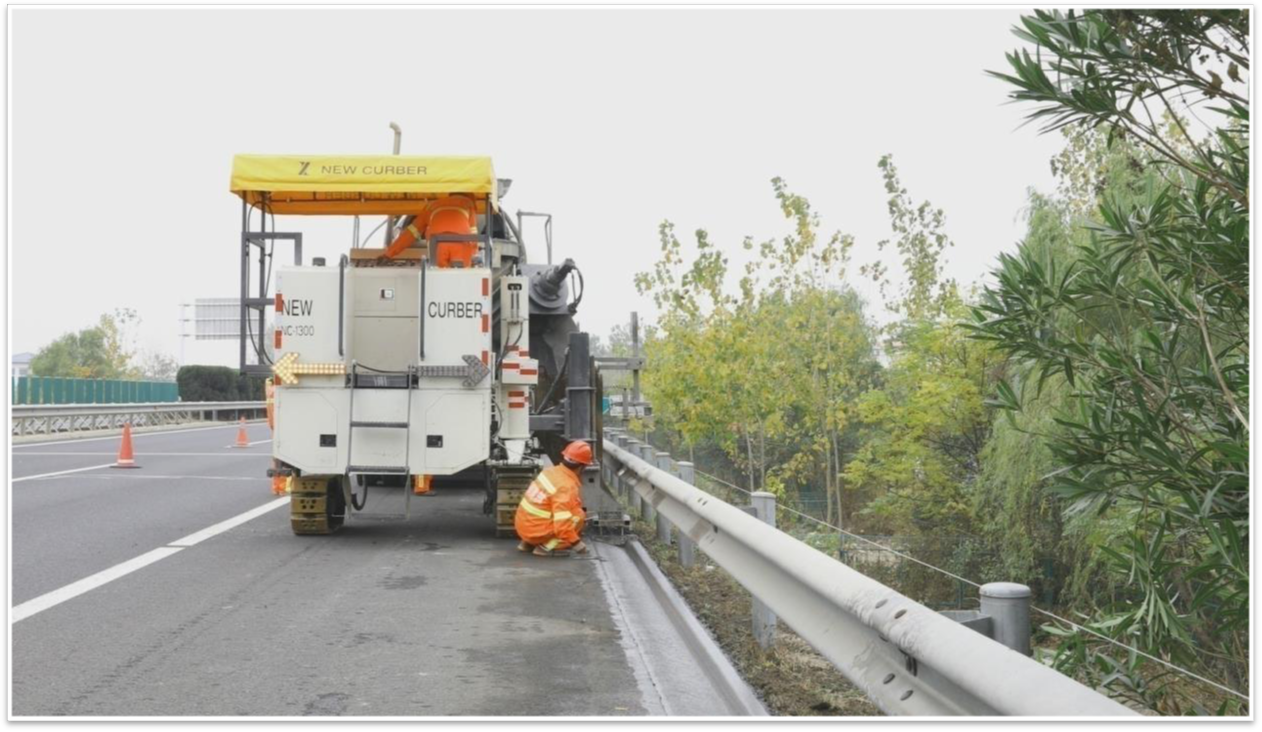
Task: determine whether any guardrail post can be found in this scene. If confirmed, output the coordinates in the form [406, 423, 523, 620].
[624, 439, 640, 505]
[610, 431, 620, 494]
[609, 430, 623, 480]
[616, 432, 630, 498]
[637, 444, 656, 520]
[675, 461, 696, 568]
[750, 491, 778, 649]
[602, 430, 615, 484]
[655, 452, 673, 545]
[980, 583, 1032, 656]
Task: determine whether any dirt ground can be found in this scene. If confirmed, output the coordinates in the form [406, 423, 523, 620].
[629, 517, 881, 717]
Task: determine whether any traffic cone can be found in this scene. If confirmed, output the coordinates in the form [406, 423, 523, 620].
[270, 459, 289, 495]
[233, 417, 250, 448]
[111, 423, 140, 469]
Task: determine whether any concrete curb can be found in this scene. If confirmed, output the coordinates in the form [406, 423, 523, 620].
[623, 538, 769, 716]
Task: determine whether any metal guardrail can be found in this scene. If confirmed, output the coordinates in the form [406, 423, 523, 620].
[12, 402, 267, 436]
[601, 432, 1138, 717]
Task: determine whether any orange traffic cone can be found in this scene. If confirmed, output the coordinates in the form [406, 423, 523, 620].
[233, 417, 250, 448]
[112, 423, 140, 469]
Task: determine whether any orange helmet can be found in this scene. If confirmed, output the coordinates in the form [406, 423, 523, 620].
[561, 440, 594, 466]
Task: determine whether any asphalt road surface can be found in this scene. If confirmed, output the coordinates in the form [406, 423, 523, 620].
[11, 423, 759, 717]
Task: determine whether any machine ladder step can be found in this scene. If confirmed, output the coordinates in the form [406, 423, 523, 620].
[347, 465, 409, 474]
[350, 421, 409, 429]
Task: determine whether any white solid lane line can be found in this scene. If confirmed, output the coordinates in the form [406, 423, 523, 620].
[11, 497, 290, 624]
[11, 547, 183, 624]
[35, 475, 268, 482]
[168, 497, 289, 547]
[11, 463, 116, 483]
[226, 439, 273, 448]
[13, 452, 271, 457]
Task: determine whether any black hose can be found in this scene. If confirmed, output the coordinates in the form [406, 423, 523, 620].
[568, 266, 584, 314]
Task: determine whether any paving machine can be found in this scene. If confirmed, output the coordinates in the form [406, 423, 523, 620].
[229, 148, 619, 536]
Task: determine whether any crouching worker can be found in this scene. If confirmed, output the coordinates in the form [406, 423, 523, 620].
[515, 441, 593, 557]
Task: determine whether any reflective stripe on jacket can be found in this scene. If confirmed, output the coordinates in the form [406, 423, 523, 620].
[514, 464, 585, 550]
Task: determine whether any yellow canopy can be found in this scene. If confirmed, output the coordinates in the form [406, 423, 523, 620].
[230, 155, 497, 215]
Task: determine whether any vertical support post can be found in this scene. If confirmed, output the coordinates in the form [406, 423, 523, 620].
[565, 331, 594, 443]
[637, 443, 655, 520]
[600, 430, 610, 483]
[609, 431, 624, 490]
[980, 583, 1032, 656]
[750, 491, 778, 649]
[630, 312, 641, 407]
[608, 431, 621, 485]
[655, 451, 673, 545]
[385, 122, 402, 246]
[615, 434, 629, 499]
[676, 461, 696, 568]
[623, 438, 639, 504]
[257, 202, 268, 366]
[239, 200, 248, 373]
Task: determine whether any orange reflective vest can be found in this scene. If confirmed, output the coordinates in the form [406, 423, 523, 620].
[382, 195, 478, 267]
[514, 464, 585, 551]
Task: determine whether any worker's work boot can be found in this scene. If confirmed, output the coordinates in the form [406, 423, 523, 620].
[517, 541, 533, 553]
[533, 546, 571, 557]
[573, 541, 590, 555]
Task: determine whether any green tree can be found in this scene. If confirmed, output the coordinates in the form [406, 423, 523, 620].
[30, 309, 140, 379]
[842, 156, 996, 544]
[136, 351, 180, 381]
[970, 125, 1157, 605]
[978, 9, 1249, 713]
[636, 181, 880, 523]
[844, 296, 998, 536]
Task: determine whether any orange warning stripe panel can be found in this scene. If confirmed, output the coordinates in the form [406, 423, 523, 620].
[508, 402, 526, 409]
[503, 362, 520, 370]
[481, 314, 489, 333]
[481, 350, 489, 366]
[481, 278, 489, 297]
[506, 344, 519, 353]
[520, 368, 538, 376]
[275, 293, 283, 311]
[520, 350, 529, 358]
[274, 329, 283, 349]
[508, 390, 525, 397]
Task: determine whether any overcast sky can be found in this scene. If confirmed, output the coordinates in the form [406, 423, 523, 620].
[9, 7, 1062, 366]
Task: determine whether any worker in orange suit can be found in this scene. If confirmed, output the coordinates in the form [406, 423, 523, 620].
[515, 441, 593, 557]
[382, 195, 479, 267]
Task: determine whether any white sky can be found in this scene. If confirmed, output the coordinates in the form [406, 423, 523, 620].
[9, 6, 1061, 366]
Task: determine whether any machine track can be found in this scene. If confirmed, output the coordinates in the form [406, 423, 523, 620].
[492, 467, 537, 538]
[290, 476, 346, 535]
